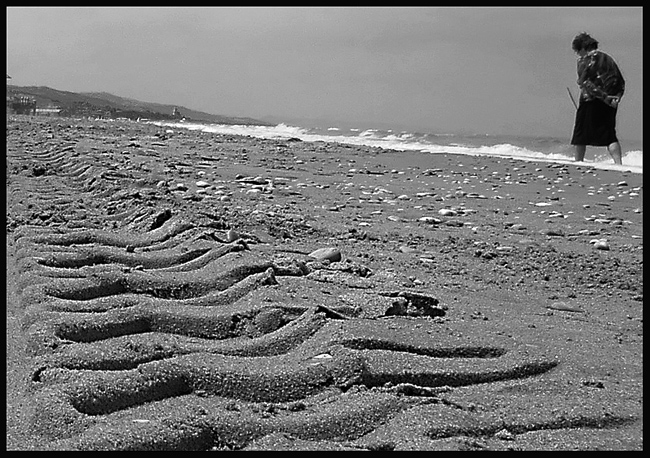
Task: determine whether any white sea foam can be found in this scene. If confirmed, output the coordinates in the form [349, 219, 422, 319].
[150, 121, 642, 174]
[159, 122, 307, 140]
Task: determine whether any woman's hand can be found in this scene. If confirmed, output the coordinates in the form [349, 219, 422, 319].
[606, 96, 620, 108]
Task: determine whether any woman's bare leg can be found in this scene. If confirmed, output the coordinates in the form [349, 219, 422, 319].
[608, 142, 623, 165]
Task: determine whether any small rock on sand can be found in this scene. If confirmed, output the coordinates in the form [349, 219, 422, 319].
[308, 247, 342, 263]
[226, 229, 240, 242]
[593, 240, 610, 250]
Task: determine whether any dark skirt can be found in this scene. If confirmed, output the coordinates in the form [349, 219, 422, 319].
[570, 99, 618, 146]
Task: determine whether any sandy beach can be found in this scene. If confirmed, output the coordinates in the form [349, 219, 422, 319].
[6, 115, 642, 451]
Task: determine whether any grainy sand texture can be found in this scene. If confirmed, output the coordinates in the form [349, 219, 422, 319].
[6, 115, 642, 450]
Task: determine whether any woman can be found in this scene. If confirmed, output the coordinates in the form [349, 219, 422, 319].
[570, 32, 625, 165]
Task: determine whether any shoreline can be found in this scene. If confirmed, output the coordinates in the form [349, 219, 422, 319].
[6, 115, 642, 450]
[150, 119, 643, 175]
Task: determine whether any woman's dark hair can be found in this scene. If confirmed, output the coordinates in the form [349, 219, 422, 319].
[572, 32, 599, 52]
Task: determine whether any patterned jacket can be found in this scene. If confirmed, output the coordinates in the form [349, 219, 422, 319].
[577, 50, 625, 103]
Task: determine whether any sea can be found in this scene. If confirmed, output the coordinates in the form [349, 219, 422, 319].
[150, 120, 643, 175]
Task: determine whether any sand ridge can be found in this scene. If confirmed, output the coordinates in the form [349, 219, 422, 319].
[6, 115, 642, 450]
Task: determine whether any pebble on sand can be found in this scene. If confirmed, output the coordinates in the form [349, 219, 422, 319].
[419, 216, 442, 224]
[226, 229, 240, 242]
[308, 247, 342, 263]
[590, 239, 610, 250]
[494, 428, 516, 441]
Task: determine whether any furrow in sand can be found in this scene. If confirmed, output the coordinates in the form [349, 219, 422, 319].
[8, 116, 640, 451]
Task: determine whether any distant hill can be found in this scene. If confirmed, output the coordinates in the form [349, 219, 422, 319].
[6, 85, 272, 126]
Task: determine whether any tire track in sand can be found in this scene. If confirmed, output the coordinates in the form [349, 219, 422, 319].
[7, 118, 636, 450]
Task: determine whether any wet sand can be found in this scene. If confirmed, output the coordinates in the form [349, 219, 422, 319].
[6, 115, 643, 450]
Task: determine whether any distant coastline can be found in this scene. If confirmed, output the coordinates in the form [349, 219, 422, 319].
[5, 85, 272, 126]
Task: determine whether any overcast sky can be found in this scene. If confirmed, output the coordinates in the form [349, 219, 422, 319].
[6, 7, 643, 141]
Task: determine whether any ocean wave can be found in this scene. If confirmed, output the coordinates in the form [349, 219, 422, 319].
[154, 121, 311, 140]
[150, 121, 642, 174]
